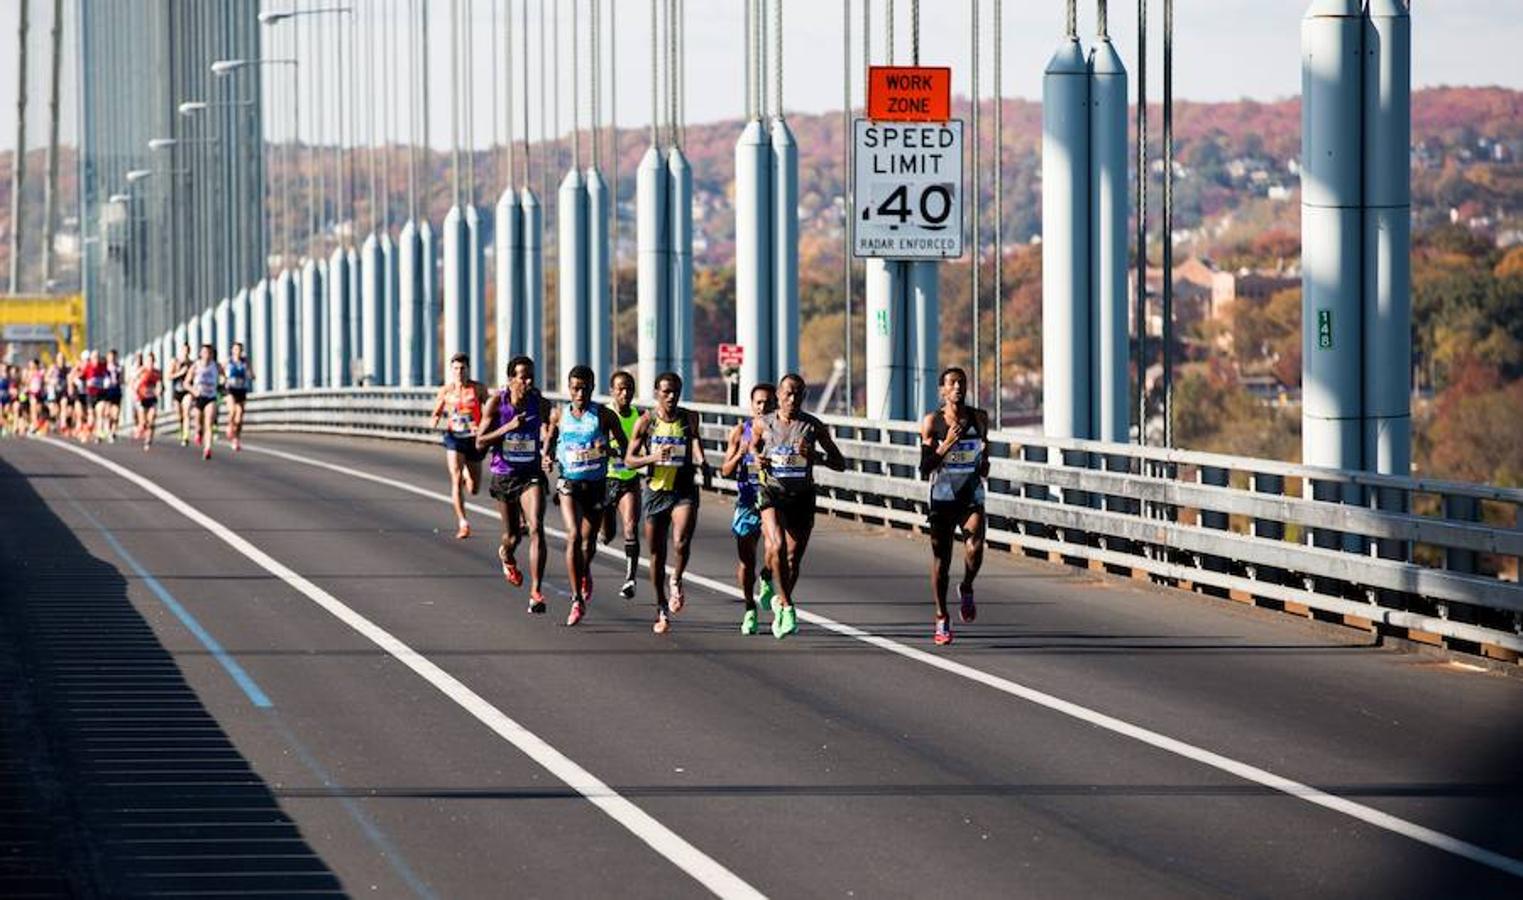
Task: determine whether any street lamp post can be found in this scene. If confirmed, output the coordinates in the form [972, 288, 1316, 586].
[213, 57, 298, 270]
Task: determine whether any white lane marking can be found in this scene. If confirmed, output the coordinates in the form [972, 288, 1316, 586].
[46, 439, 765, 900]
[245, 440, 1523, 880]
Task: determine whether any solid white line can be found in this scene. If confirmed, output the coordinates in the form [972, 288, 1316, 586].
[45, 439, 765, 900]
[243, 440, 1523, 881]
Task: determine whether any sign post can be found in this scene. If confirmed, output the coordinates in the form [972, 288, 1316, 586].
[718, 343, 744, 406]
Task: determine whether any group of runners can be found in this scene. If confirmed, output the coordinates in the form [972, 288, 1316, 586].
[430, 354, 991, 645]
[1, 342, 254, 459]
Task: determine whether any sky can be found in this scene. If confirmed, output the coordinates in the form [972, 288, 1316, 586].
[2, 1, 1522, 151]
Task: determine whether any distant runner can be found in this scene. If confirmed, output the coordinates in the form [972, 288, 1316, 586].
[544, 365, 628, 626]
[623, 372, 707, 635]
[477, 356, 551, 613]
[719, 382, 777, 635]
[187, 344, 222, 460]
[167, 344, 193, 446]
[920, 367, 989, 646]
[751, 374, 846, 639]
[429, 353, 488, 538]
[134, 352, 163, 451]
[223, 342, 254, 452]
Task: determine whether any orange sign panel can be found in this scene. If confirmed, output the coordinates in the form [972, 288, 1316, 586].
[867, 66, 952, 122]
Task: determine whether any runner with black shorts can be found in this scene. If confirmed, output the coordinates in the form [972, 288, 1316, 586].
[223, 342, 254, 452]
[430, 353, 489, 538]
[477, 356, 551, 613]
[920, 366, 989, 646]
[188, 344, 222, 461]
[720, 382, 777, 635]
[544, 365, 628, 627]
[601, 370, 644, 599]
[134, 352, 163, 451]
[623, 371, 707, 635]
[101, 349, 124, 442]
[168, 344, 193, 446]
[750, 373, 847, 639]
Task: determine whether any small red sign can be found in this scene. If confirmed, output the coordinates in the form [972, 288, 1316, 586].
[867, 66, 952, 122]
[718, 343, 744, 369]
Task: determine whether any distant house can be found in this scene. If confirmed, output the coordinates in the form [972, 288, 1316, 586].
[1127, 257, 1296, 338]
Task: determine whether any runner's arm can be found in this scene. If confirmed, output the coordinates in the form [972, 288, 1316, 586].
[688, 410, 708, 469]
[542, 407, 561, 470]
[814, 420, 847, 472]
[428, 386, 449, 428]
[600, 407, 629, 460]
[623, 414, 658, 468]
[919, 413, 944, 477]
[976, 410, 992, 477]
[718, 423, 745, 478]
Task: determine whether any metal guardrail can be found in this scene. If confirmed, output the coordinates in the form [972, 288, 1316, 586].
[240, 388, 1523, 658]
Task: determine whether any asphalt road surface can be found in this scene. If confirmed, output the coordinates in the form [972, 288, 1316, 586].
[3, 432, 1521, 898]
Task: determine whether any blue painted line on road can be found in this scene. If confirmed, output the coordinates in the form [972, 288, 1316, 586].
[66, 498, 274, 709]
[267, 715, 440, 900]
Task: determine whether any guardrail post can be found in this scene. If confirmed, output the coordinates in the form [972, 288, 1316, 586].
[1443, 494, 1479, 576]
[1197, 465, 1230, 592]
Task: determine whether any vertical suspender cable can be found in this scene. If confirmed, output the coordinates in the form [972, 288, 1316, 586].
[523, 0, 533, 186]
[772, 0, 781, 121]
[493, 0, 501, 182]
[993, 0, 1002, 426]
[553, 0, 561, 173]
[745, 0, 753, 122]
[651, 0, 660, 146]
[452, 0, 462, 208]
[886, 0, 894, 65]
[971, 0, 981, 406]
[912, 0, 920, 64]
[591, 0, 599, 172]
[408, 0, 418, 220]
[600, 0, 612, 370]
[467, 0, 477, 205]
[1161, 0, 1172, 447]
[540, 0, 548, 203]
[1134, 0, 1147, 444]
[572, 0, 580, 170]
[842, 0, 851, 414]
[506, 0, 515, 185]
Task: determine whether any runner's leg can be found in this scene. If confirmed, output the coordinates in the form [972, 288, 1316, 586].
[520, 483, 548, 594]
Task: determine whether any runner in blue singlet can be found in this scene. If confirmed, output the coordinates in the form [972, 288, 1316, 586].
[719, 382, 778, 635]
[544, 364, 629, 626]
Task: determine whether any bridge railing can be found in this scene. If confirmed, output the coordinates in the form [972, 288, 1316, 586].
[241, 387, 1523, 659]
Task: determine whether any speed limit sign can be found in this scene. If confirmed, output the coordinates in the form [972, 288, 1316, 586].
[853, 119, 964, 259]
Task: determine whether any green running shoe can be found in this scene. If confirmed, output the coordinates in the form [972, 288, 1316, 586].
[775, 603, 797, 640]
[756, 577, 775, 609]
[740, 608, 759, 635]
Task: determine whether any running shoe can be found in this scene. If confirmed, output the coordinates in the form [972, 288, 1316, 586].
[202, 444, 212, 461]
[740, 608, 759, 636]
[958, 583, 977, 623]
[668, 576, 685, 615]
[528, 591, 547, 614]
[499, 548, 524, 587]
[619, 578, 637, 600]
[774, 603, 797, 640]
[934, 616, 953, 646]
[652, 613, 670, 635]
[232, 438, 242, 452]
[455, 520, 471, 540]
[580, 575, 593, 602]
[566, 599, 585, 627]
[756, 576, 775, 610]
